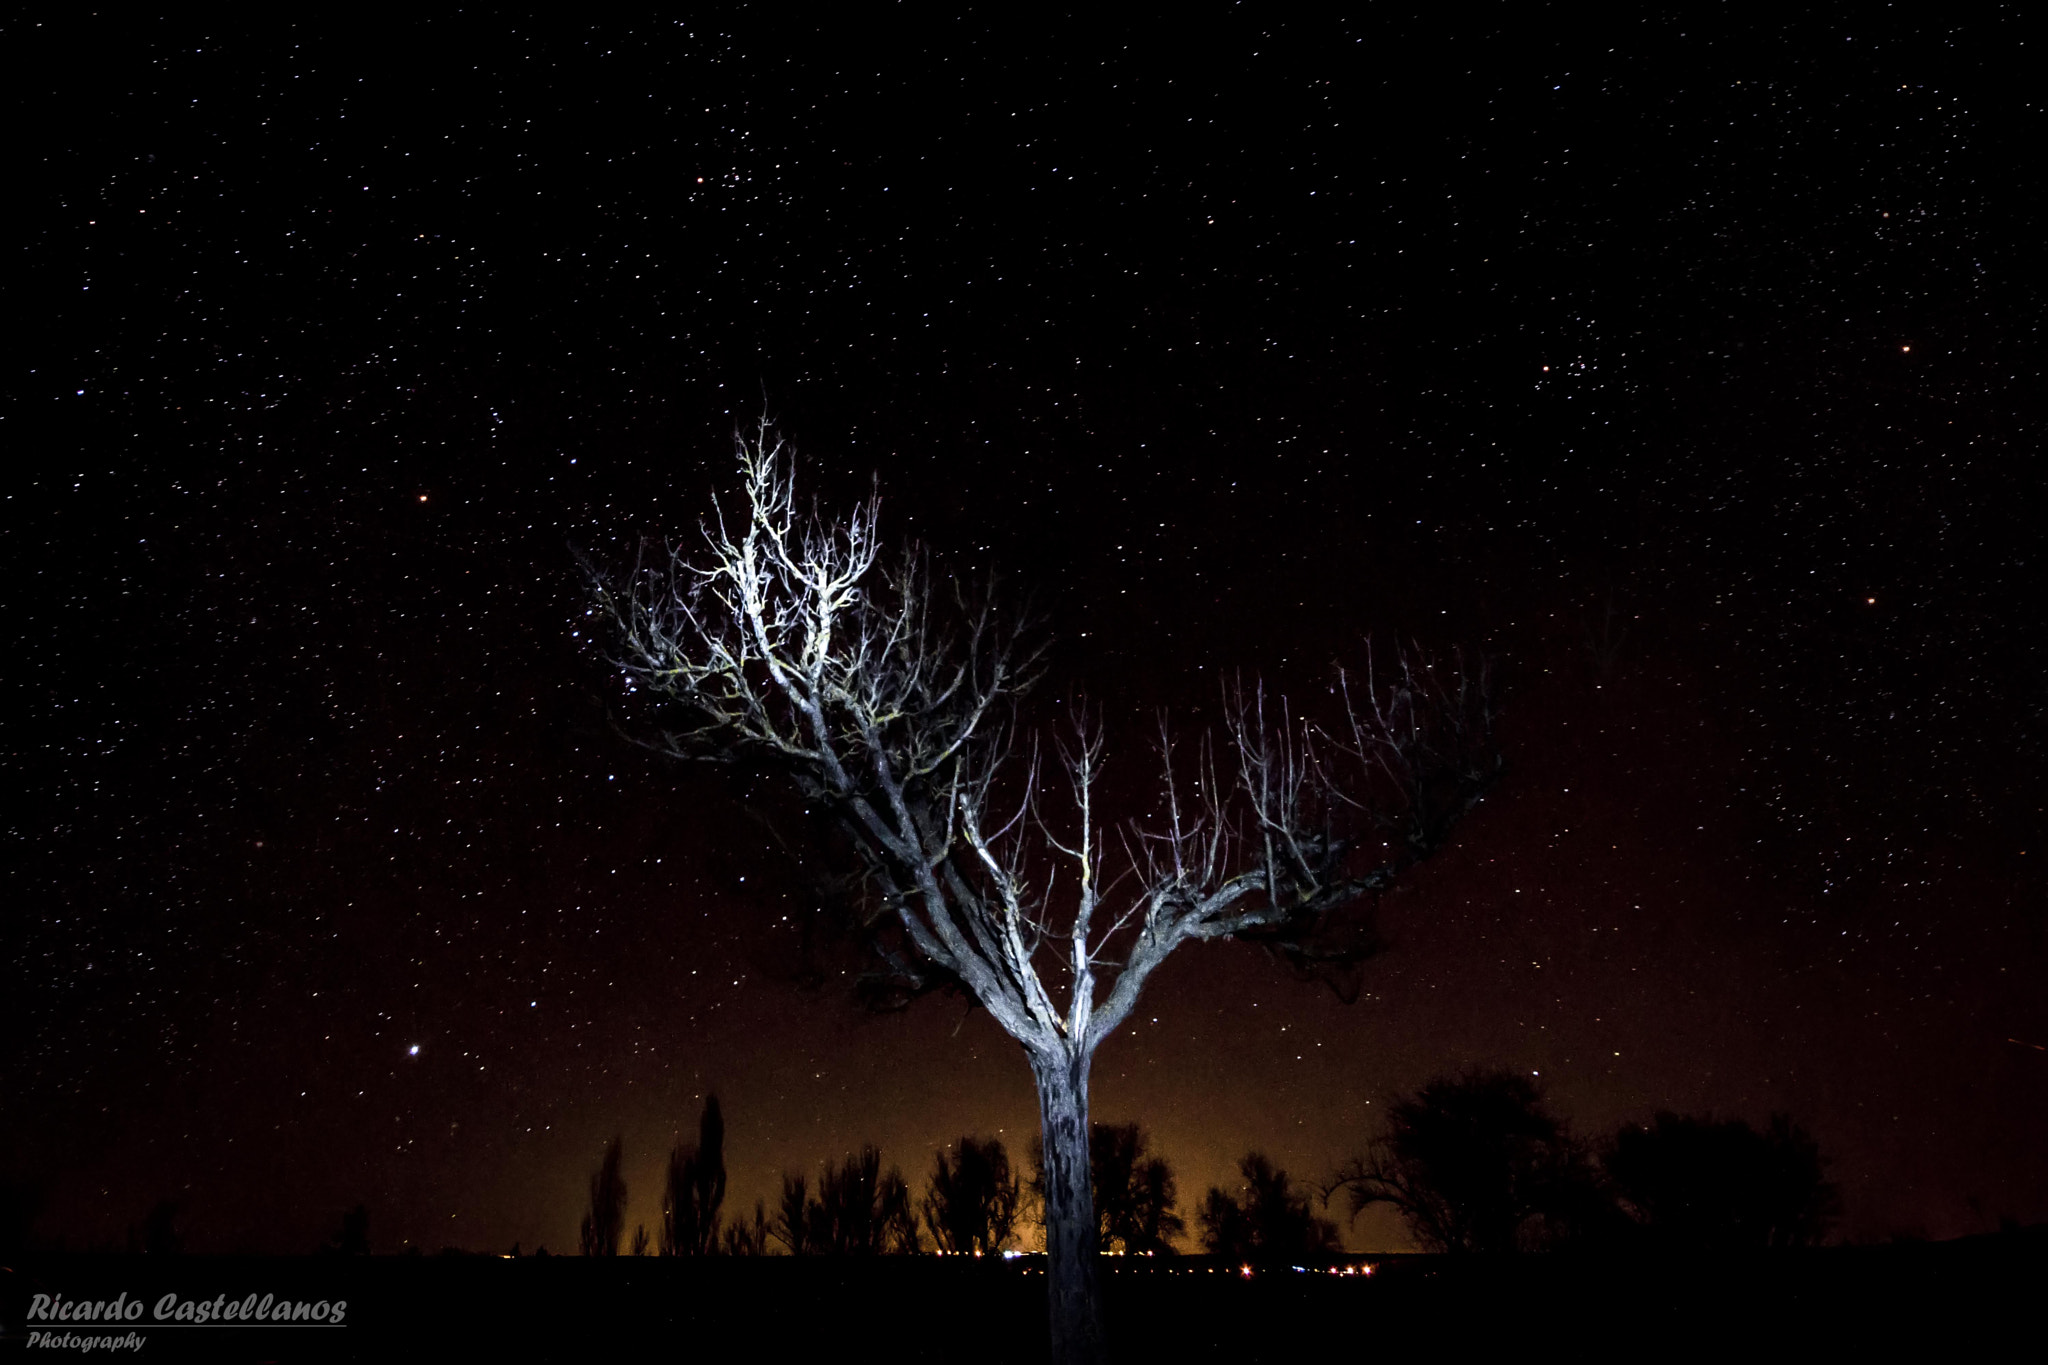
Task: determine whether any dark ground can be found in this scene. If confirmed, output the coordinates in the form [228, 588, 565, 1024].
[6, 1232, 2042, 1361]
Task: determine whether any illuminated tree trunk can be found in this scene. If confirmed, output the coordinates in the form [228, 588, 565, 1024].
[1032, 1044, 1107, 1365]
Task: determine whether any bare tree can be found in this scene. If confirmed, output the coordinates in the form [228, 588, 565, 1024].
[583, 425, 1500, 1363]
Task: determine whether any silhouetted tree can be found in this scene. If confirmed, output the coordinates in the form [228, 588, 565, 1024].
[0, 1179, 46, 1260]
[825, 1146, 921, 1254]
[661, 1095, 728, 1255]
[773, 1174, 812, 1255]
[1606, 1112, 1838, 1250]
[1199, 1154, 1338, 1262]
[924, 1136, 1020, 1255]
[137, 1199, 182, 1257]
[819, 1153, 877, 1254]
[722, 1199, 771, 1255]
[1331, 1070, 1605, 1254]
[331, 1204, 370, 1256]
[579, 1135, 628, 1257]
[1029, 1123, 1185, 1254]
[879, 1168, 921, 1254]
[585, 426, 1499, 1362]
[630, 1223, 651, 1256]
[1090, 1124, 1184, 1255]
[1197, 1189, 1254, 1261]
[775, 1148, 921, 1254]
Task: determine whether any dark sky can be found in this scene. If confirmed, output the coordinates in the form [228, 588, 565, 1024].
[6, 10, 2044, 1256]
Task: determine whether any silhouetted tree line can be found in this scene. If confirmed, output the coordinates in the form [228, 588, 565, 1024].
[575, 1079, 1837, 1259]
[573, 1100, 1199, 1258]
[1331, 1070, 1841, 1254]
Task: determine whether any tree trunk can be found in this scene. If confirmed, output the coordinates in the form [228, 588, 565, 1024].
[1032, 1044, 1108, 1365]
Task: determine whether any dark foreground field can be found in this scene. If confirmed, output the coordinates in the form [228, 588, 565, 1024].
[7, 1233, 2041, 1361]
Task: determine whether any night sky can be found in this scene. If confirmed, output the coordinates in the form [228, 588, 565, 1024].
[7, 11, 2045, 1258]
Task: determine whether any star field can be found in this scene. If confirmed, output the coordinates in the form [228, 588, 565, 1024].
[4, 11, 2044, 1254]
